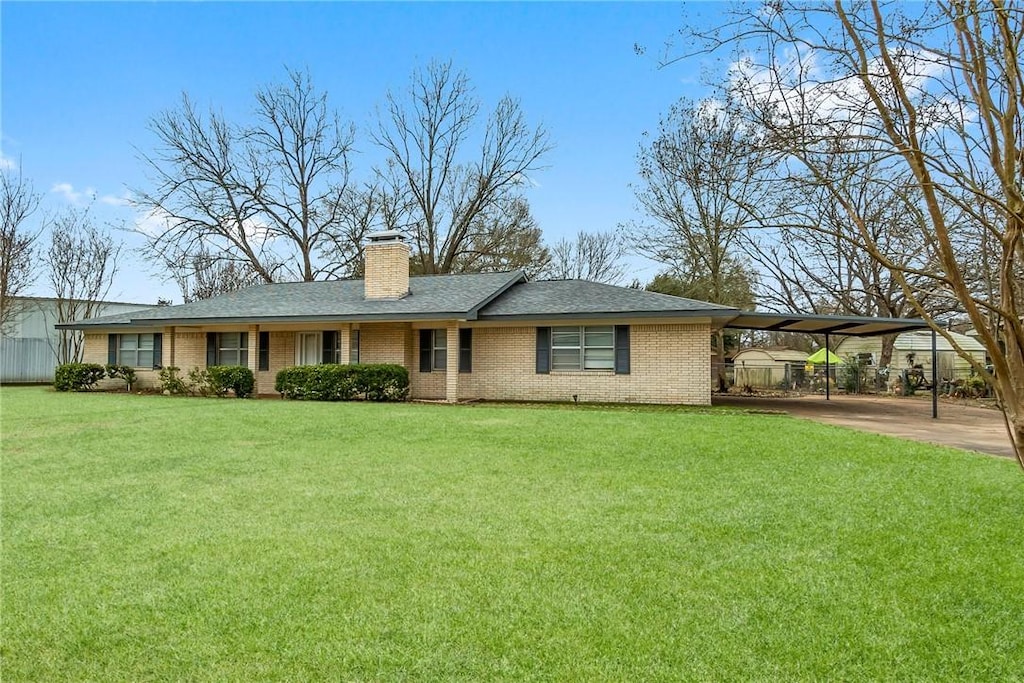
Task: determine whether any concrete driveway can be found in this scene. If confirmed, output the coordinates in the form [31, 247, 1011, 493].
[712, 393, 1014, 459]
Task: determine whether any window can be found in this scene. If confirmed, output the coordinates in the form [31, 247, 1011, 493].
[419, 329, 448, 372]
[551, 325, 614, 370]
[207, 332, 249, 367]
[109, 333, 162, 368]
[537, 325, 629, 374]
[350, 329, 360, 364]
[322, 331, 339, 364]
[433, 330, 447, 371]
[296, 332, 321, 366]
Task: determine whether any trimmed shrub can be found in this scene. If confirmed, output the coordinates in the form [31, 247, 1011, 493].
[158, 366, 188, 395]
[207, 365, 255, 398]
[54, 363, 106, 392]
[188, 367, 213, 396]
[354, 364, 410, 401]
[276, 363, 408, 402]
[275, 365, 357, 401]
[105, 364, 137, 391]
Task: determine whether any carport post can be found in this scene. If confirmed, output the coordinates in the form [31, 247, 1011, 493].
[825, 332, 831, 401]
[931, 329, 938, 419]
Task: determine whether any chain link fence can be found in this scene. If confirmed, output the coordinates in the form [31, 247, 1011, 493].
[714, 361, 992, 398]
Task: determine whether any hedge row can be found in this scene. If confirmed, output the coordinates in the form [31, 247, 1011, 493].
[275, 364, 409, 402]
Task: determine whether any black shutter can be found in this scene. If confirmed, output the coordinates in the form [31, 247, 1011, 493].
[536, 327, 551, 374]
[459, 328, 472, 373]
[419, 329, 432, 372]
[258, 331, 270, 371]
[152, 333, 163, 369]
[108, 335, 118, 365]
[206, 332, 217, 367]
[614, 325, 630, 375]
[322, 331, 337, 365]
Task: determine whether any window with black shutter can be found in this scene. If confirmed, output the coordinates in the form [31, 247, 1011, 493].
[109, 333, 162, 369]
[536, 325, 628, 373]
[207, 332, 249, 367]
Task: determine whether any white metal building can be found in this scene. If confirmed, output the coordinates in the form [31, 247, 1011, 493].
[1, 297, 154, 383]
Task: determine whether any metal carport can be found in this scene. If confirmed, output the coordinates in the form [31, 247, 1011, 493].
[723, 312, 941, 417]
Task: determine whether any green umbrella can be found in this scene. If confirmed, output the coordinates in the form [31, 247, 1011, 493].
[806, 348, 843, 365]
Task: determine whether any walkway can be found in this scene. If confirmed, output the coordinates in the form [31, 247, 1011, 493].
[712, 394, 1013, 459]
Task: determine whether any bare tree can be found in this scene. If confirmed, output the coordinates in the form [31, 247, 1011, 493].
[646, 263, 756, 310]
[0, 169, 40, 335]
[171, 248, 263, 303]
[629, 97, 771, 307]
[45, 208, 122, 364]
[134, 69, 363, 284]
[372, 61, 553, 275]
[543, 230, 627, 284]
[446, 196, 550, 278]
[676, 1, 1024, 466]
[744, 152, 957, 368]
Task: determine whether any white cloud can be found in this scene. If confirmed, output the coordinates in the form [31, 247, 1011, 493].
[512, 172, 542, 188]
[99, 191, 132, 207]
[51, 182, 96, 204]
[0, 154, 16, 171]
[727, 46, 972, 137]
[135, 208, 177, 236]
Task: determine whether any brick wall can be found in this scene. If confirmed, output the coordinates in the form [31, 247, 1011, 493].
[256, 331, 296, 395]
[364, 242, 410, 299]
[82, 321, 713, 405]
[174, 331, 207, 371]
[455, 324, 711, 405]
[360, 323, 411, 365]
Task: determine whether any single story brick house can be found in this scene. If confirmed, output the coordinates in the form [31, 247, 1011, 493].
[60, 232, 744, 404]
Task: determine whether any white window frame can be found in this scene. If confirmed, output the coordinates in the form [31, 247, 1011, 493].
[295, 332, 322, 366]
[551, 325, 615, 371]
[431, 329, 447, 371]
[118, 333, 155, 368]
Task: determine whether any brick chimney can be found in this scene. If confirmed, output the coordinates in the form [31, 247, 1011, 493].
[364, 230, 410, 299]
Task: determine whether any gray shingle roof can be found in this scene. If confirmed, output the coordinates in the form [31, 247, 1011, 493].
[477, 280, 738, 320]
[63, 271, 525, 328]
[60, 272, 739, 330]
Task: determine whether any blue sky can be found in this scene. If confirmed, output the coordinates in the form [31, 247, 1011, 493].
[2, 1, 712, 304]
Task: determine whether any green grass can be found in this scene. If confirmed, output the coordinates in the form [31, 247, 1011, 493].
[2, 386, 1023, 681]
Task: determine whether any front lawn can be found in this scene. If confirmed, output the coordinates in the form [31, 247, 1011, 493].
[2, 387, 1022, 680]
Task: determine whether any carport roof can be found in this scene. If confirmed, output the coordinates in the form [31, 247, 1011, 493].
[726, 312, 930, 337]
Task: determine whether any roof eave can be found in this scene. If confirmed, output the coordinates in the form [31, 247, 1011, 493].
[62, 310, 482, 329]
[477, 308, 738, 322]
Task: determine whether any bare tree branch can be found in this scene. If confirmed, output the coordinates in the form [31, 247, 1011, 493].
[678, 0, 1024, 466]
[0, 168, 40, 335]
[372, 61, 553, 275]
[543, 230, 627, 284]
[44, 207, 122, 363]
[133, 69, 364, 284]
